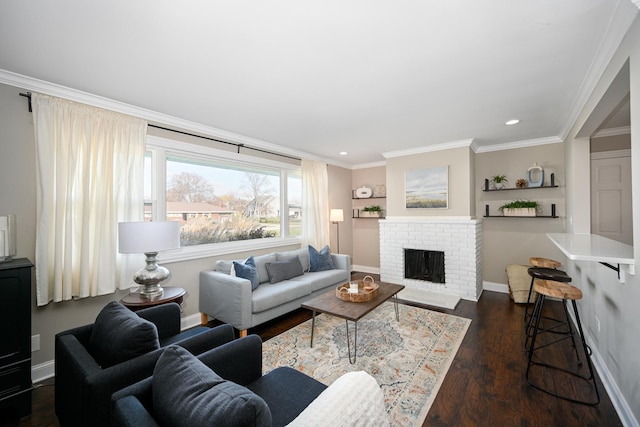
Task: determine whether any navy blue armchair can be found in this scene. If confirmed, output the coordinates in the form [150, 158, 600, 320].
[111, 334, 328, 427]
[55, 302, 235, 427]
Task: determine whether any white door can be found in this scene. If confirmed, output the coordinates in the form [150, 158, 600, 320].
[591, 150, 632, 245]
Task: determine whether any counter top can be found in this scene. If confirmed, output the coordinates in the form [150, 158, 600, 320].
[546, 233, 634, 265]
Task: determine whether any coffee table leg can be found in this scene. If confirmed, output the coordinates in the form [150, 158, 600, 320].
[393, 294, 400, 321]
[310, 310, 316, 347]
[345, 319, 358, 364]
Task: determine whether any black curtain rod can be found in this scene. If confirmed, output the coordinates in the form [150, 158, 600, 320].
[19, 92, 32, 112]
[149, 124, 300, 161]
[16, 93, 299, 162]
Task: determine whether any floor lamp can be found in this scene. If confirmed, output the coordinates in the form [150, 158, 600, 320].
[330, 209, 344, 254]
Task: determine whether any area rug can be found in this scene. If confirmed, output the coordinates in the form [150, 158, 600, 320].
[262, 302, 471, 426]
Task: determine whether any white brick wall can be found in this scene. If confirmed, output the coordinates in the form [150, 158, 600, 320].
[380, 217, 482, 301]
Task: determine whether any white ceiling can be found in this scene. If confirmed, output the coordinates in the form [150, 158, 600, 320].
[0, 1, 637, 167]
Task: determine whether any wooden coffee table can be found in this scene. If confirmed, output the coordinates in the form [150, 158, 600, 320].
[301, 282, 404, 363]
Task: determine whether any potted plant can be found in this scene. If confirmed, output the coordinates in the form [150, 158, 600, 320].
[490, 175, 508, 190]
[361, 205, 383, 218]
[499, 200, 541, 217]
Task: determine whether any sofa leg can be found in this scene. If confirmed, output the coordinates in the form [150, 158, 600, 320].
[200, 313, 209, 326]
[239, 329, 247, 338]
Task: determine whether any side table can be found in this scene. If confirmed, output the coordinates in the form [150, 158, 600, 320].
[120, 286, 186, 311]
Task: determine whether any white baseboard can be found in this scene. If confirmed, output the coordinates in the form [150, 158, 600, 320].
[32, 360, 55, 383]
[351, 265, 380, 275]
[32, 312, 206, 384]
[483, 281, 510, 294]
[585, 330, 639, 427]
[181, 312, 203, 330]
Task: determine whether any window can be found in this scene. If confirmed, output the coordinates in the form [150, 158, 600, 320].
[145, 136, 301, 256]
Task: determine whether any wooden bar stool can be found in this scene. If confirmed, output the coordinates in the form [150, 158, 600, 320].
[524, 257, 571, 326]
[526, 279, 600, 406]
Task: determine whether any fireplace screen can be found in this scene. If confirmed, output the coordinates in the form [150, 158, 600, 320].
[404, 249, 445, 283]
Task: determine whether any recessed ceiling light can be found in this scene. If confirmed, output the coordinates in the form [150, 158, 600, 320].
[505, 119, 520, 125]
[339, 151, 348, 155]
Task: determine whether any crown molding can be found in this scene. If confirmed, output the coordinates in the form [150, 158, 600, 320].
[558, 0, 638, 141]
[0, 69, 350, 166]
[351, 160, 387, 170]
[382, 139, 475, 159]
[474, 136, 562, 153]
[592, 126, 631, 138]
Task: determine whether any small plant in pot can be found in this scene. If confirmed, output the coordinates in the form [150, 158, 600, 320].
[490, 175, 508, 189]
[499, 200, 541, 217]
[361, 205, 383, 218]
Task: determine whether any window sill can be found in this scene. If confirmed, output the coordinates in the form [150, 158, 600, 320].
[161, 237, 302, 264]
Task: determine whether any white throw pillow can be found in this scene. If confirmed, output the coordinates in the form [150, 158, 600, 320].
[286, 371, 390, 427]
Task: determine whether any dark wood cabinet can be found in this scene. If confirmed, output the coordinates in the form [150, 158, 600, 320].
[0, 258, 33, 419]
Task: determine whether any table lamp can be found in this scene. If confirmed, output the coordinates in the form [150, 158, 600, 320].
[330, 209, 344, 253]
[118, 221, 181, 298]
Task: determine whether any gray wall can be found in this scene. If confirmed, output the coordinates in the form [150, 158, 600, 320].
[563, 15, 640, 423]
[475, 143, 567, 283]
[351, 166, 386, 269]
[386, 146, 475, 217]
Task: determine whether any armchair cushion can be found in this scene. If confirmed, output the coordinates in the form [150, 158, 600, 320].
[88, 301, 160, 368]
[308, 245, 335, 272]
[153, 345, 272, 427]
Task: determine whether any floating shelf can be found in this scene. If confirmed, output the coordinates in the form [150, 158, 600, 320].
[483, 173, 558, 191]
[353, 216, 386, 219]
[483, 185, 558, 192]
[484, 203, 557, 218]
[484, 215, 559, 218]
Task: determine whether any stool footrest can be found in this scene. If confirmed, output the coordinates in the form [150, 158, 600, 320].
[526, 361, 600, 406]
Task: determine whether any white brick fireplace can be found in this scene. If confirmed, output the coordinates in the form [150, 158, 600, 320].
[379, 217, 482, 305]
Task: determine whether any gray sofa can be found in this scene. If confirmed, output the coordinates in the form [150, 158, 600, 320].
[199, 247, 350, 336]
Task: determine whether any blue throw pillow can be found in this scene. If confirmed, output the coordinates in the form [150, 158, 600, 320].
[308, 245, 335, 272]
[233, 256, 260, 290]
[152, 345, 272, 427]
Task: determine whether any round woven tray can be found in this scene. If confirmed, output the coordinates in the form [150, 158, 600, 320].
[336, 275, 379, 302]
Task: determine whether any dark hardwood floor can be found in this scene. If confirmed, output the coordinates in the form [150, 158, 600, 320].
[4, 273, 622, 427]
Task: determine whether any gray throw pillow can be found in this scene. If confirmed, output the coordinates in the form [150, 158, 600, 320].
[233, 256, 260, 290]
[265, 257, 304, 284]
[276, 248, 310, 272]
[88, 301, 160, 368]
[153, 345, 272, 427]
[309, 245, 335, 272]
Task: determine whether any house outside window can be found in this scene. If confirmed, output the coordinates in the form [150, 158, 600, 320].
[144, 136, 301, 258]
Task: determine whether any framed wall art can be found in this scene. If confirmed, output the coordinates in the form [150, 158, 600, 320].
[405, 166, 448, 209]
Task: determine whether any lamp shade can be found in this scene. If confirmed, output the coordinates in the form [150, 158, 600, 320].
[118, 221, 181, 254]
[330, 209, 344, 222]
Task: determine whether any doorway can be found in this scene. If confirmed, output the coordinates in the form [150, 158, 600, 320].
[590, 149, 632, 245]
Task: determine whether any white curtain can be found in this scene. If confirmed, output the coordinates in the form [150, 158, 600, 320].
[301, 158, 330, 249]
[33, 94, 147, 306]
